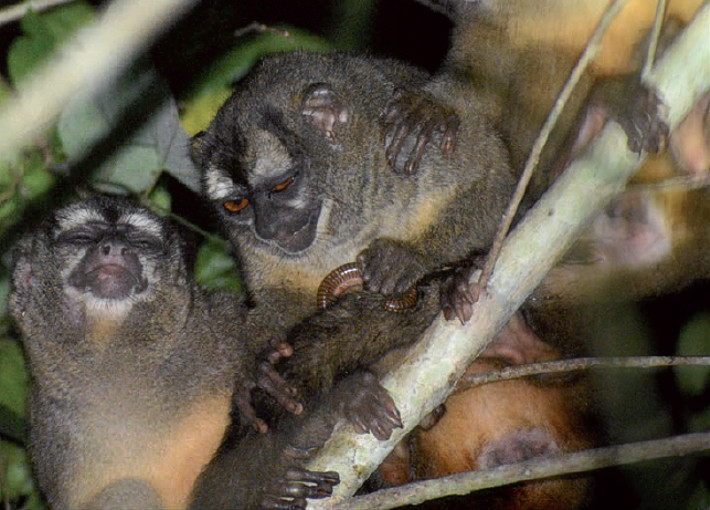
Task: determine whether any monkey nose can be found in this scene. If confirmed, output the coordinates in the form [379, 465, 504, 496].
[99, 240, 130, 257]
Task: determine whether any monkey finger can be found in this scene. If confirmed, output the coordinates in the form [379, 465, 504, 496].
[233, 388, 269, 433]
[261, 495, 307, 510]
[439, 114, 460, 154]
[258, 360, 298, 397]
[268, 337, 294, 362]
[386, 121, 414, 172]
[284, 444, 320, 461]
[258, 363, 303, 414]
[285, 467, 340, 486]
[404, 120, 437, 174]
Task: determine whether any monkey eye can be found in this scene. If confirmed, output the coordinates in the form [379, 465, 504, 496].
[272, 177, 294, 193]
[224, 198, 249, 213]
[57, 229, 98, 245]
[128, 235, 162, 252]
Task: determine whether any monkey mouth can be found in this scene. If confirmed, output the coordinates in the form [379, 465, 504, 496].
[269, 205, 322, 255]
[75, 264, 147, 300]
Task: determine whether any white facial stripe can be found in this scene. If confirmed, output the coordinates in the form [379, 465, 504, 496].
[56, 207, 104, 231]
[205, 167, 237, 201]
[119, 212, 163, 237]
[252, 130, 292, 182]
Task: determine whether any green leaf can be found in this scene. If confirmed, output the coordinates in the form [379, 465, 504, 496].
[0, 440, 37, 502]
[0, 79, 9, 106]
[148, 186, 172, 213]
[687, 481, 710, 510]
[675, 313, 710, 397]
[180, 85, 232, 137]
[194, 239, 242, 293]
[8, 2, 94, 86]
[58, 61, 201, 194]
[20, 152, 55, 200]
[0, 340, 29, 419]
[181, 26, 332, 134]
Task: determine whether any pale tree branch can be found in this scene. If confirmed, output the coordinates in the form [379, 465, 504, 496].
[478, 0, 629, 289]
[457, 355, 710, 391]
[0, 0, 199, 160]
[0, 0, 79, 26]
[343, 432, 710, 510]
[307, 4, 710, 507]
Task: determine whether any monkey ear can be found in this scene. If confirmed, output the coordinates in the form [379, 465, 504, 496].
[10, 237, 37, 292]
[190, 131, 209, 167]
[301, 83, 351, 147]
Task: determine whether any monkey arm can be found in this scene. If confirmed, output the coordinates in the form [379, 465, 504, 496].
[274, 283, 441, 397]
[190, 372, 407, 510]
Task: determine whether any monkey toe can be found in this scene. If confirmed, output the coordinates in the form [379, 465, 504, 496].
[620, 87, 669, 155]
[440, 267, 480, 324]
[382, 88, 460, 174]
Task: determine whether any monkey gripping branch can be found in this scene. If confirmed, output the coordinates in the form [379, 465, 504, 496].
[306, 3, 710, 507]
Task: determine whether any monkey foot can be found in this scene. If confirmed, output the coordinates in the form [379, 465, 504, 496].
[261, 467, 340, 510]
[337, 372, 403, 440]
[383, 87, 460, 174]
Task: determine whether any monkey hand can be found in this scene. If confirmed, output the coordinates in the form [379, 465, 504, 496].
[255, 338, 304, 417]
[335, 372, 403, 441]
[235, 338, 303, 433]
[383, 87, 459, 174]
[357, 238, 426, 297]
[616, 81, 669, 155]
[440, 265, 482, 324]
[261, 446, 340, 510]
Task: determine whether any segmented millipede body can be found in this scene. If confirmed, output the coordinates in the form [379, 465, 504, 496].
[317, 262, 418, 313]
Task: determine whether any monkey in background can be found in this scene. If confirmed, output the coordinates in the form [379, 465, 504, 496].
[10, 195, 435, 510]
[367, 3, 708, 507]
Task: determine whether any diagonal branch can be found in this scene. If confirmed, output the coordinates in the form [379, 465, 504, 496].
[307, 3, 710, 507]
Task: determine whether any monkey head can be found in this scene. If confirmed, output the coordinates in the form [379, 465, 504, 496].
[192, 52, 421, 265]
[9, 195, 188, 334]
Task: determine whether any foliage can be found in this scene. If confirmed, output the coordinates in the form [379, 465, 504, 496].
[0, 1, 707, 509]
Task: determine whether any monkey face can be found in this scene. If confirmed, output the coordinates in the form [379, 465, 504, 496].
[200, 128, 323, 256]
[51, 198, 175, 308]
[194, 53, 393, 261]
[15, 196, 183, 324]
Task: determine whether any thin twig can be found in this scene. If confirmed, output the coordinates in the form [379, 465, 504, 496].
[477, 0, 629, 291]
[0, 0, 78, 26]
[457, 356, 710, 392]
[627, 174, 710, 193]
[407, 0, 455, 19]
[233, 21, 293, 41]
[144, 200, 229, 248]
[342, 432, 710, 510]
[642, 0, 669, 79]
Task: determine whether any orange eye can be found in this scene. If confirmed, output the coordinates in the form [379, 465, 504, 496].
[272, 177, 294, 193]
[224, 198, 249, 213]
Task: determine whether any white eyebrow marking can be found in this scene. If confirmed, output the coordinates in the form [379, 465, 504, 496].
[204, 167, 237, 201]
[119, 212, 163, 236]
[55, 206, 103, 231]
[251, 130, 292, 183]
